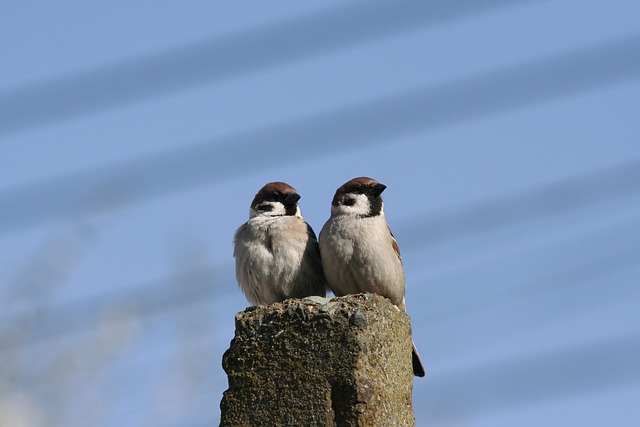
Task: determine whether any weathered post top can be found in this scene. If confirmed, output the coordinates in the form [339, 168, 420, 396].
[220, 293, 415, 427]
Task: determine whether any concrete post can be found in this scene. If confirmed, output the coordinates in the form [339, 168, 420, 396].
[220, 293, 415, 426]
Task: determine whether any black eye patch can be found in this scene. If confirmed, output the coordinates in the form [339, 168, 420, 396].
[342, 196, 356, 206]
[258, 192, 299, 215]
[284, 203, 297, 216]
[255, 203, 274, 212]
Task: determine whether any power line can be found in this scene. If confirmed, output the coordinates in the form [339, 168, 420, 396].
[396, 158, 640, 249]
[106, 304, 640, 426]
[0, 0, 539, 136]
[0, 267, 233, 348]
[212, 332, 640, 425]
[413, 217, 640, 325]
[3, 34, 640, 234]
[418, 331, 640, 421]
[3, 186, 638, 349]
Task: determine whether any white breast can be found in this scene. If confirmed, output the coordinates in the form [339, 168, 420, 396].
[319, 214, 405, 307]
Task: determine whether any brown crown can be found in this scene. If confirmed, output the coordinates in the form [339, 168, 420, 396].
[331, 177, 385, 206]
[251, 182, 300, 208]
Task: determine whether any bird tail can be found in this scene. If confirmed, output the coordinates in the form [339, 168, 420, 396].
[412, 339, 425, 377]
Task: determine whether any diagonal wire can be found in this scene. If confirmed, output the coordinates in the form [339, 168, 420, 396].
[3, 178, 639, 349]
[412, 217, 640, 325]
[170, 331, 640, 426]
[81, 294, 640, 427]
[396, 158, 640, 249]
[2, 34, 640, 234]
[0, 0, 541, 136]
[0, 266, 233, 348]
[419, 331, 640, 420]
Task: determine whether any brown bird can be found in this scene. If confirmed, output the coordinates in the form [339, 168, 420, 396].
[234, 182, 327, 305]
[319, 177, 425, 377]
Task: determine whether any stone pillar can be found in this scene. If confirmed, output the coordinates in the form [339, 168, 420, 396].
[220, 293, 415, 426]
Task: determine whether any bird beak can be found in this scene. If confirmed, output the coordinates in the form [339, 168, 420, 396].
[370, 183, 386, 197]
[284, 193, 301, 205]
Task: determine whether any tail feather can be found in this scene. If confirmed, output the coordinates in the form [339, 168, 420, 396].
[412, 340, 425, 377]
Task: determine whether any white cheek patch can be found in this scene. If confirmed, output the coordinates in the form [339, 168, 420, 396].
[332, 193, 371, 217]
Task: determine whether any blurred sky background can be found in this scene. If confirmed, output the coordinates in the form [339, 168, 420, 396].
[1, 1, 640, 426]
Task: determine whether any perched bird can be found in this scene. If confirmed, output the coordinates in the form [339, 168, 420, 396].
[234, 182, 327, 305]
[319, 177, 425, 377]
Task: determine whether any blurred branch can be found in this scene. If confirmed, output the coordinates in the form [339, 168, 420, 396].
[0, 0, 538, 136]
[143, 240, 217, 427]
[2, 33, 640, 233]
[0, 183, 129, 427]
[0, 266, 228, 351]
[4, 180, 129, 305]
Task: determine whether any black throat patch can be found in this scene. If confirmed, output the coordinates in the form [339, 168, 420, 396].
[365, 194, 383, 217]
[284, 203, 298, 216]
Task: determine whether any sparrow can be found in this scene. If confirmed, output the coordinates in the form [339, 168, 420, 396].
[234, 182, 327, 305]
[319, 177, 425, 377]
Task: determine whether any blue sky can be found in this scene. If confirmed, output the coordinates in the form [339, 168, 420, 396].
[1, 1, 640, 426]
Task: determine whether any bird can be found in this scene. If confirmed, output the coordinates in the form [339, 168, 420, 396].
[233, 181, 327, 305]
[319, 177, 425, 377]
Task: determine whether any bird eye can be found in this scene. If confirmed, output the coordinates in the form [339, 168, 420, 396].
[343, 197, 356, 206]
[256, 203, 274, 212]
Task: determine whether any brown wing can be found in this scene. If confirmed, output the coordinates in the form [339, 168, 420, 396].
[389, 227, 403, 265]
[306, 222, 324, 265]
